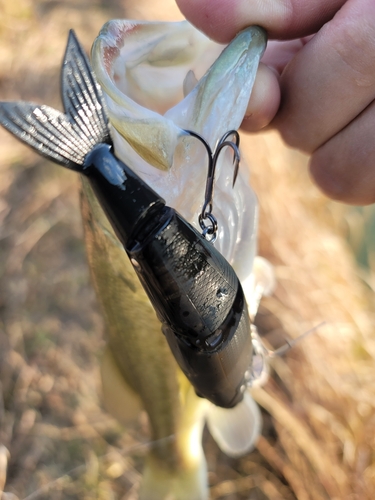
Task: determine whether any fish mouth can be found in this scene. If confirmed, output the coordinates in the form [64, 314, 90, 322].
[91, 20, 266, 171]
[91, 20, 218, 172]
[91, 20, 266, 285]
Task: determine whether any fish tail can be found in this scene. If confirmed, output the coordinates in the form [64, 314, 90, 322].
[0, 30, 110, 171]
[139, 452, 208, 500]
[138, 380, 209, 500]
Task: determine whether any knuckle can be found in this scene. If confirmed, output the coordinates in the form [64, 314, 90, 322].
[277, 122, 314, 152]
[310, 147, 375, 205]
[328, 12, 375, 87]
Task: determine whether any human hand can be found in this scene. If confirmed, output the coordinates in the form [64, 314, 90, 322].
[176, 0, 375, 204]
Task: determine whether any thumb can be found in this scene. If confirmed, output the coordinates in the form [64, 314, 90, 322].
[176, 0, 347, 42]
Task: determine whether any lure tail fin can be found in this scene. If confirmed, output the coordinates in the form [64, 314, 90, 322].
[61, 30, 110, 147]
[0, 30, 110, 170]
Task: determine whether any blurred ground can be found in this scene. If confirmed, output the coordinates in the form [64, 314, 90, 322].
[1, 1, 375, 500]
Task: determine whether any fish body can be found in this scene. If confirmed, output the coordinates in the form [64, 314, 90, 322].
[83, 21, 268, 495]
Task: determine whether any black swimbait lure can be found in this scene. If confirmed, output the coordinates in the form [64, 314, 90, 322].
[0, 31, 254, 408]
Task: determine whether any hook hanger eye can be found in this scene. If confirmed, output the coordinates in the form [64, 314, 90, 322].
[184, 129, 241, 243]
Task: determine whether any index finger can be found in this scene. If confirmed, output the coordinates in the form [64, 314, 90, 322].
[176, 0, 347, 42]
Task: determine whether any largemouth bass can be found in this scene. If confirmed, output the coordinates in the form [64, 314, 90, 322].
[89, 19, 272, 498]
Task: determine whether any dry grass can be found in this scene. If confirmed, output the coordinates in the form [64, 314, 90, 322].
[0, 0, 375, 499]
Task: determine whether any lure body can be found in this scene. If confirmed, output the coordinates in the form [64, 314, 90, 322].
[87, 143, 252, 407]
[0, 31, 253, 408]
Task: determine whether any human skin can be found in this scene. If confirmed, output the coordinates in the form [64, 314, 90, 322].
[176, 0, 375, 205]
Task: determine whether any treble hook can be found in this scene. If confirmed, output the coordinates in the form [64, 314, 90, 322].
[184, 129, 240, 243]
